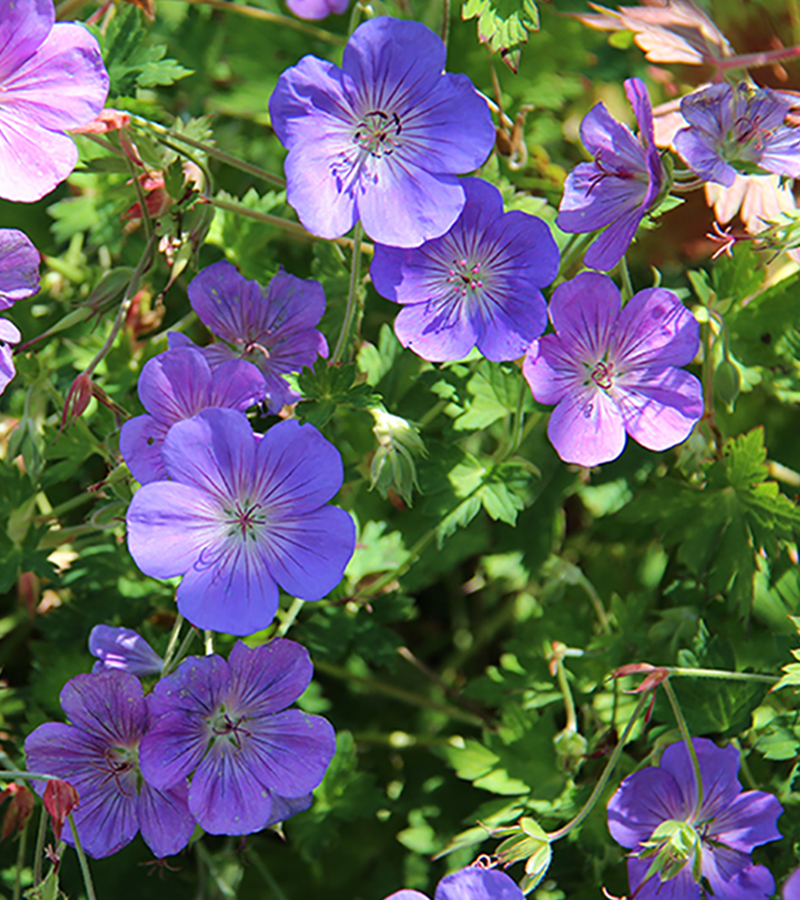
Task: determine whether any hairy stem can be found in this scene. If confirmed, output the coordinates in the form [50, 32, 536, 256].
[546, 690, 651, 842]
[333, 221, 365, 363]
[161, 614, 185, 675]
[663, 679, 703, 813]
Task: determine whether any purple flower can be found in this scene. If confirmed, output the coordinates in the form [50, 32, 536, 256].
[0, 0, 109, 202]
[268, 17, 495, 247]
[286, 0, 349, 20]
[384, 865, 524, 900]
[557, 78, 665, 271]
[523, 272, 703, 467]
[89, 625, 163, 677]
[784, 867, 800, 900]
[139, 639, 334, 835]
[0, 229, 41, 396]
[24, 670, 194, 859]
[674, 82, 800, 188]
[607, 738, 783, 900]
[120, 345, 267, 484]
[370, 178, 558, 362]
[126, 408, 355, 635]
[183, 261, 327, 414]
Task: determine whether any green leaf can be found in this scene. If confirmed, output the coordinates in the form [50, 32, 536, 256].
[454, 362, 523, 431]
[296, 358, 383, 428]
[462, 0, 540, 71]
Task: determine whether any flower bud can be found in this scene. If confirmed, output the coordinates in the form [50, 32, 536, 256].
[370, 409, 427, 507]
[0, 783, 35, 840]
[42, 779, 79, 842]
[714, 358, 741, 411]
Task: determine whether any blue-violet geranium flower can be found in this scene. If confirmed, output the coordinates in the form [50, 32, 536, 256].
[268, 16, 496, 247]
[557, 77, 665, 271]
[126, 408, 356, 635]
[0, 229, 40, 396]
[370, 177, 559, 362]
[607, 738, 783, 900]
[139, 639, 334, 835]
[24, 670, 194, 859]
[384, 864, 524, 900]
[523, 272, 703, 467]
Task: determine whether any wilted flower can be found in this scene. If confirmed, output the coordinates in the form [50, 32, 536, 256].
[126, 409, 356, 635]
[268, 17, 495, 247]
[0, 0, 109, 202]
[140, 639, 335, 835]
[42, 779, 79, 842]
[371, 178, 558, 361]
[89, 625, 164, 677]
[120, 345, 266, 484]
[674, 82, 800, 187]
[286, 0, 348, 20]
[607, 738, 783, 900]
[25, 670, 195, 859]
[384, 865, 524, 900]
[523, 272, 703, 467]
[183, 261, 327, 414]
[557, 78, 665, 271]
[0, 783, 35, 840]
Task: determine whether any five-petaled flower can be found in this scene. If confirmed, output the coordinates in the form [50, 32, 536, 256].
[607, 738, 783, 900]
[120, 345, 267, 484]
[126, 408, 356, 635]
[384, 864, 525, 900]
[674, 82, 800, 188]
[523, 272, 703, 467]
[370, 178, 559, 362]
[140, 639, 335, 835]
[268, 17, 495, 247]
[0, 0, 109, 202]
[24, 670, 195, 859]
[557, 78, 665, 271]
[0, 229, 41, 397]
[180, 261, 327, 414]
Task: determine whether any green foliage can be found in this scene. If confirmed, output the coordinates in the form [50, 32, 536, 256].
[296, 358, 383, 428]
[462, 0, 540, 71]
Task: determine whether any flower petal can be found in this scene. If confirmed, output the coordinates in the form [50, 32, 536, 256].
[611, 287, 700, 370]
[119, 414, 170, 485]
[126, 481, 224, 580]
[701, 847, 774, 900]
[659, 738, 741, 823]
[0, 0, 52, 83]
[88, 625, 163, 677]
[557, 162, 648, 235]
[707, 789, 783, 852]
[227, 639, 313, 716]
[0, 109, 79, 202]
[244, 708, 336, 797]
[259, 506, 356, 601]
[137, 348, 213, 424]
[607, 766, 686, 848]
[138, 779, 195, 858]
[59, 671, 146, 746]
[548, 272, 621, 363]
[0, 228, 40, 310]
[394, 296, 479, 362]
[547, 386, 626, 466]
[434, 866, 525, 900]
[583, 205, 645, 271]
[523, 335, 583, 407]
[626, 857, 701, 900]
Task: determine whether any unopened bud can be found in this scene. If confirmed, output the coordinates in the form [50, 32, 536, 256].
[369, 409, 426, 506]
[714, 358, 741, 411]
[42, 780, 79, 842]
[0, 783, 35, 840]
[60, 374, 93, 434]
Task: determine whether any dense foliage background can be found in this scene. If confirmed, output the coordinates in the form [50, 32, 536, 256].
[4, 0, 800, 898]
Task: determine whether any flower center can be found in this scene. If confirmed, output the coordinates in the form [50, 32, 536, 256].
[590, 360, 614, 390]
[99, 745, 139, 797]
[207, 706, 251, 750]
[446, 259, 484, 297]
[353, 109, 402, 158]
[225, 499, 267, 541]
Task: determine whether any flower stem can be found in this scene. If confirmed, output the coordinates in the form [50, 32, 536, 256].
[662, 678, 703, 813]
[664, 666, 777, 684]
[68, 812, 97, 900]
[13, 819, 28, 900]
[32, 805, 47, 887]
[173, 0, 346, 44]
[716, 44, 800, 71]
[332, 220, 365, 363]
[546, 690, 650, 842]
[441, 0, 451, 47]
[81, 232, 158, 380]
[276, 598, 305, 638]
[556, 657, 578, 735]
[129, 115, 286, 188]
[619, 254, 634, 303]
[161, 614, 184, 675]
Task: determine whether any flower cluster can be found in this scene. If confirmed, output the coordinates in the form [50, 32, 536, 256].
[25, 637, 332, 857]
[607, 738, 783, 900]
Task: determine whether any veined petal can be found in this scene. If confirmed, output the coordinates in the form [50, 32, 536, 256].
[607, 767, 685, 848]
[227, 639, 313, 715]
[64, 775, 140, 859]
[660, 739, 742, 823]
[127, 481, 224, 580]
[547, 386, 626, 466]
[435, 867, 525, 900]
[263, 268, 327, 337]
[611, 288, 700, 370]
[674, 126, 737, 187]
[701, 847, 774, 900]
[475, 287, 547, 362]
[138, 779, 195, 859]
[584, 205, 646, 271]
[0, 0, 52, 83]
[394, 296, 479, 362]
[161, 409, 257, 503]
[119, 414, 170, 485]
[187, 261, 261, 344]
[253, 419, 344, 514]
[260, 506, 356, 601]
[626, 857, 701, 900]
[208, 359, 267, 410]
[579, 102, 649, 174]
[626, 77, 656, 148]
[244, 708, 336, 797]
[89, 625, 163, 677]
[137, 348, 213, 424]
[0, 109, 79, 202]
[59, 671, 146, 746]
[548, 272, 621, 363]
[523, 335, 584, 407]
[614, 367, 703, 452]
[188, 741, 273, 835]
[0, 228, 40, 309]
[707, 789, 783, 852]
